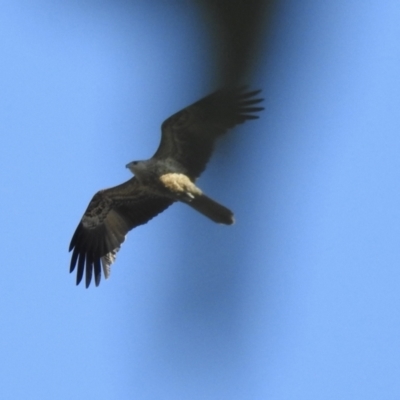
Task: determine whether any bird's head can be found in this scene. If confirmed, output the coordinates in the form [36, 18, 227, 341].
[126, 160, 150, 178]
[126, 160, 139, 174]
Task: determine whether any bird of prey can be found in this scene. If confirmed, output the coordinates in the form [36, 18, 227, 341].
[69, 88, 264, 287]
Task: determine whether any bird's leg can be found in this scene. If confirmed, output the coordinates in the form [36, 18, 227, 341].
[159, 173, 202, 202]
[160, 172, 234, 224]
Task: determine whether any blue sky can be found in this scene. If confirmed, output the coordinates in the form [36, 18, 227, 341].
[1, 1, 400, 399]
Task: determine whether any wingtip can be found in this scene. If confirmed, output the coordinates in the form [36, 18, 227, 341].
[237, 88, 262, 99]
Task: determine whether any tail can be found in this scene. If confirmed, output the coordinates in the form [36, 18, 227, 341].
[186, 194, 235, 225]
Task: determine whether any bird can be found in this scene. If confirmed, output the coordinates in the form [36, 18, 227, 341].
[69, 87, 264, 287]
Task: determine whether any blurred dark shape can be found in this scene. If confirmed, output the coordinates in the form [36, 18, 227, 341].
[196, 0, 276, 86]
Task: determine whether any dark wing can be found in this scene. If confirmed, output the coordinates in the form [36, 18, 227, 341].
[153, 88, 264, 180]
[69, 177, 173, 288]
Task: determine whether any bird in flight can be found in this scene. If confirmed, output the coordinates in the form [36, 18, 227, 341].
[69, 88, 264, 287]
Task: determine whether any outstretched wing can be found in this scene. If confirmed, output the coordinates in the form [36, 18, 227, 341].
[69, 177, 173, 288]
[153, 88, 264, 180]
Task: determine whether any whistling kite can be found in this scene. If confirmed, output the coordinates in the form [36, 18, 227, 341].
[69, 88, 264, 287]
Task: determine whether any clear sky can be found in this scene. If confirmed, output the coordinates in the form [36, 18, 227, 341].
[1, 1, 400, 399]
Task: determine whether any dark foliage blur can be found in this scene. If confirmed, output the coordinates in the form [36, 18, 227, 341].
[196, 0, 276, 86]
